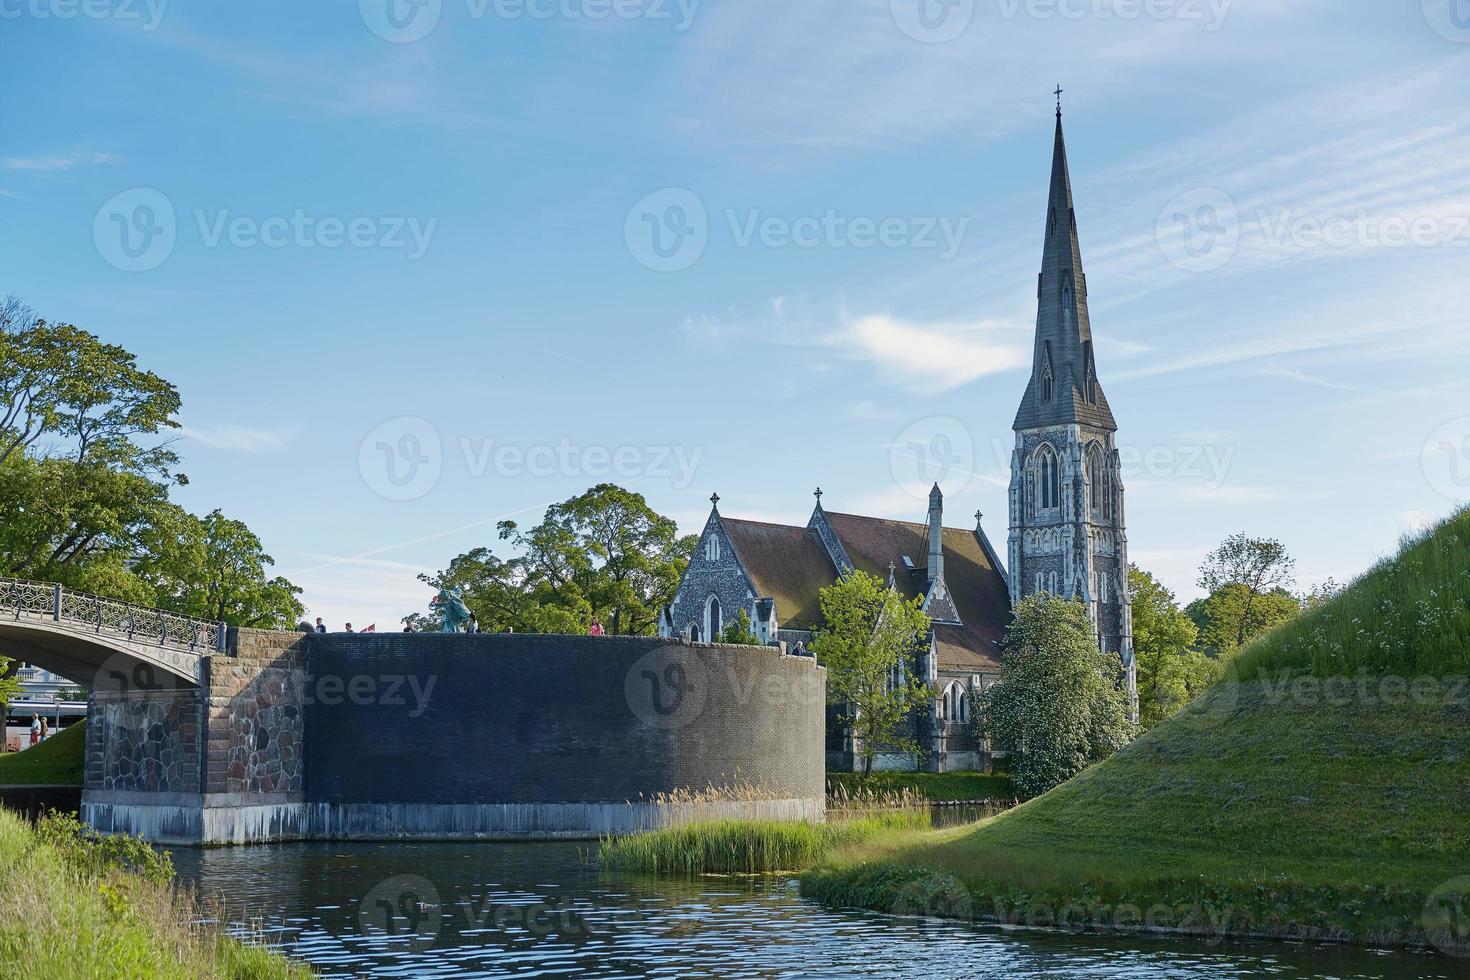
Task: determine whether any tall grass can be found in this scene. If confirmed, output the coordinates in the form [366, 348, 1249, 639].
[601, 809, 931, 875]
[0, 810, 309, 978]
[1227, 505, 1470, 682]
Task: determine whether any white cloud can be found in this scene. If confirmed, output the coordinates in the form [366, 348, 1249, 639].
[3, 150, 122, 172]
[843, 314, 1029, 391]
[1255, 363, 1354, 390]
[180, 424, 298, 453]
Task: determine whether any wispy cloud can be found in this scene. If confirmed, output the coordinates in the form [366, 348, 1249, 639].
[180, 424, 299, 453]
[1255, 362, 1354, 390]
[3, 150, 122, 172]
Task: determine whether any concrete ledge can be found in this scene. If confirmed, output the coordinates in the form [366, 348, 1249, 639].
[81, 797, 825, 845]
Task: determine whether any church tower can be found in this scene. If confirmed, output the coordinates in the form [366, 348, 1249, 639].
[1007, 101, 1136, 711]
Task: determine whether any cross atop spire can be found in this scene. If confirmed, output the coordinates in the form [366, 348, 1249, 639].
[1054, 84, 1063, 117]
[710, 492, 721, 510]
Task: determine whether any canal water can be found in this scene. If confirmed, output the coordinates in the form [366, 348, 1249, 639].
[172, 842, 1459, 979]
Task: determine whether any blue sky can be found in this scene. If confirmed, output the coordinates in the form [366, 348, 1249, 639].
[4, 0, 1469, 627]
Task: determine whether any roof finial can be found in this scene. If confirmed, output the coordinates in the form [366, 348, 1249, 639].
[814, 487, 823, 502]
[1055, 84, 1063, 118]
[710, 492, 720, 510]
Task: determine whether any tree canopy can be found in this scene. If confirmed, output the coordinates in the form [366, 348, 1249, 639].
[413, 484, 695, 636]
[978, 595, 1135, 797]
[1130, 565, 1218, 729]
[811, 570, 932, 777]
[0, 295, 303, 644]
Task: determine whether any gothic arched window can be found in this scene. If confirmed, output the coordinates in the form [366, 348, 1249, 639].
[706, 595, 722, 641]
[1087, 445, 1111, 520]
[1033, 445, 1060, 513]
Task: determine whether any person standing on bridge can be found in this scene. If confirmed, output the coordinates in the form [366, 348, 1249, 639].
[588, 616, 606, 637]
[315, 618, 327, 634]
[39, 716, 49, 741]
[29, 714, 40, 746]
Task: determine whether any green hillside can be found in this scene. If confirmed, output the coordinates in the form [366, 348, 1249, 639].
[0, 721, 86, 786]
[803, 508, 1470, 952]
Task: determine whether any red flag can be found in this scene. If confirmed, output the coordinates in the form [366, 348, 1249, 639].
[361, 624, 377, 634]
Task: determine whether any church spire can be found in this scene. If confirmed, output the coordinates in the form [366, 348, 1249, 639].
[1014, 105, 1117, 433]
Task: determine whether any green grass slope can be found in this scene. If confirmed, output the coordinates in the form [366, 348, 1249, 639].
[0, 720, 85, 786]
[803, 508, 1470, 951]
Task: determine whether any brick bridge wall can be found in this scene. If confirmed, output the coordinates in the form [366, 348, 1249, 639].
[83, 634, 825, 845]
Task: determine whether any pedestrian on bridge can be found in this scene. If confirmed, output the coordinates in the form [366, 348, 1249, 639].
[29, 715, 40, 746]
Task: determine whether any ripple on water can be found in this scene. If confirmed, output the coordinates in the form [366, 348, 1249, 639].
[169, 842, 1455, 980]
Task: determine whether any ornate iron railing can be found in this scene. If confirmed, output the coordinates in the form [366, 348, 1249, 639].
[0, 578, 226, 653]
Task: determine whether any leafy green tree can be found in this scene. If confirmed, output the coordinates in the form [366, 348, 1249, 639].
[978, 595, 1136, 796]
[418, 485, 694, 636]
[0, 297, 180, 475]
[1197, 534, 1299, 651]
[720, 609, 761, 645]
[1130, 565, 1218, 728]
[811, 570, 932, 777]
[140, 509, 304, 628]
[1188, 583, 1301, 656]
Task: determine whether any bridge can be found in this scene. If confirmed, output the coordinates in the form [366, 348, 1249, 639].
[2, 579, 825, 848]
[0, 578, 223, 689]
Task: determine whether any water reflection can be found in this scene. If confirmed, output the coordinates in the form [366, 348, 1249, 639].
[171, 842, 1454, 979]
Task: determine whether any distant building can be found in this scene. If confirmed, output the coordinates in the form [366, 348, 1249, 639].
[661, 106, 1137, 768]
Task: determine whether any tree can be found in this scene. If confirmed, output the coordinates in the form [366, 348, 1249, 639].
[977, 595, 1136, 796]
[1187, 583, 1301, 656]
[1130, 565, 1217, 729]
[720, 609, 761, 645]
[140, 509, 304, 628]
[811, 570, 932, 777]
[1197, 534, 1298, 650]
[413, 546, 589, 635]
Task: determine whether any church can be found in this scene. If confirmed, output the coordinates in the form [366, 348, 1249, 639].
[660, 108, 1136, 772]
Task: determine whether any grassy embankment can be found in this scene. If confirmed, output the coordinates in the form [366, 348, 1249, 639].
[802, 508, 1470, 952]
[0, 720, 86, 785]
[827, 771, 1015, 803]
[0, 808, 310, 978]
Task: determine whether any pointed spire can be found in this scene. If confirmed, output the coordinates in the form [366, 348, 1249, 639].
[1014, 101, 1117, 433]
[927, 484, 944, 585]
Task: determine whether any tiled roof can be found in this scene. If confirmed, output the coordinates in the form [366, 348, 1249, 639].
[824, 512, 1009, 672]
[721, 519, 836, 631]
